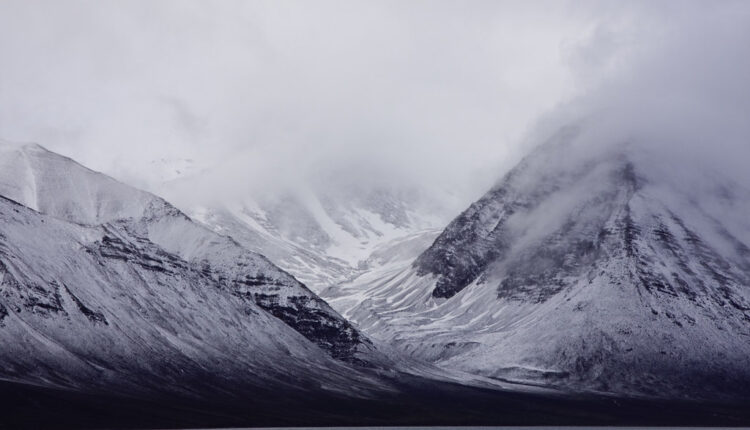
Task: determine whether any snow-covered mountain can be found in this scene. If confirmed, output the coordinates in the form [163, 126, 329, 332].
[158, 164, 461, 293]
[0, 141, 388, 398]
[5, 132, 750, 408]
[0, 193, 389, 396]
[328, 128, 750, 399]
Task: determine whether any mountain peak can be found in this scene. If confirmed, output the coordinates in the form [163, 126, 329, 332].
[0, 138, 44, 151]
[415, 140, 645, 299]
[0, 143, 380, 365]
[335, 132, 750, 398]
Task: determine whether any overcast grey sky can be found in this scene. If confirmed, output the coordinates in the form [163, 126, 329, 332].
[1, 1, 748, 201]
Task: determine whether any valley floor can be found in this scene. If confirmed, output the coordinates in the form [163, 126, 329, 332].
[2, 376, 750, 429]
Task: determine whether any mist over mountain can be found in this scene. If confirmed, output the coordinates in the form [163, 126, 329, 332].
[327, 2, 750, 396]
[362, 130, 750, 398]
[327, 0, 750, 401]
[2, 0, 750, 427]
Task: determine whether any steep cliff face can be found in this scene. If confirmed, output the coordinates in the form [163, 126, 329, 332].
[0, 141, 377, 364]
[332, 135, 750, 399]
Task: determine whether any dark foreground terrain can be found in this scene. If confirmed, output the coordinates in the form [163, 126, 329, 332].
[2, 375, 749, 429]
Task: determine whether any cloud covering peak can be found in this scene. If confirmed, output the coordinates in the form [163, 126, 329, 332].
[0, 1, 748, 204]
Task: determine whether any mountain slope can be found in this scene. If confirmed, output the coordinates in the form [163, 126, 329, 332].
[329, 131, 750, 399]
[158, 165, 460, 293]
[0, 141, 376, 364]
[0, 194, 389, 400]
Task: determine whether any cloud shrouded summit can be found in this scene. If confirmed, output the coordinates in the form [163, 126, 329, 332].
[0, 1, 749, 205]
[0, 1, 612, 199]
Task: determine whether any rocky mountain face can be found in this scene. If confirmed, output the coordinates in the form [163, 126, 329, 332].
[329, 131, 750, 399]
[0, 194, 380, 397]
[0, 141, 380, 375]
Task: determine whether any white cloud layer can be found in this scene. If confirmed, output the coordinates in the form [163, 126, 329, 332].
[0, 1, 748, 202]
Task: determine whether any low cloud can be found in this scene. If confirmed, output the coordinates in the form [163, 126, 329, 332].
[529, 1, 750, 187]
[1, 1, 748, 209]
